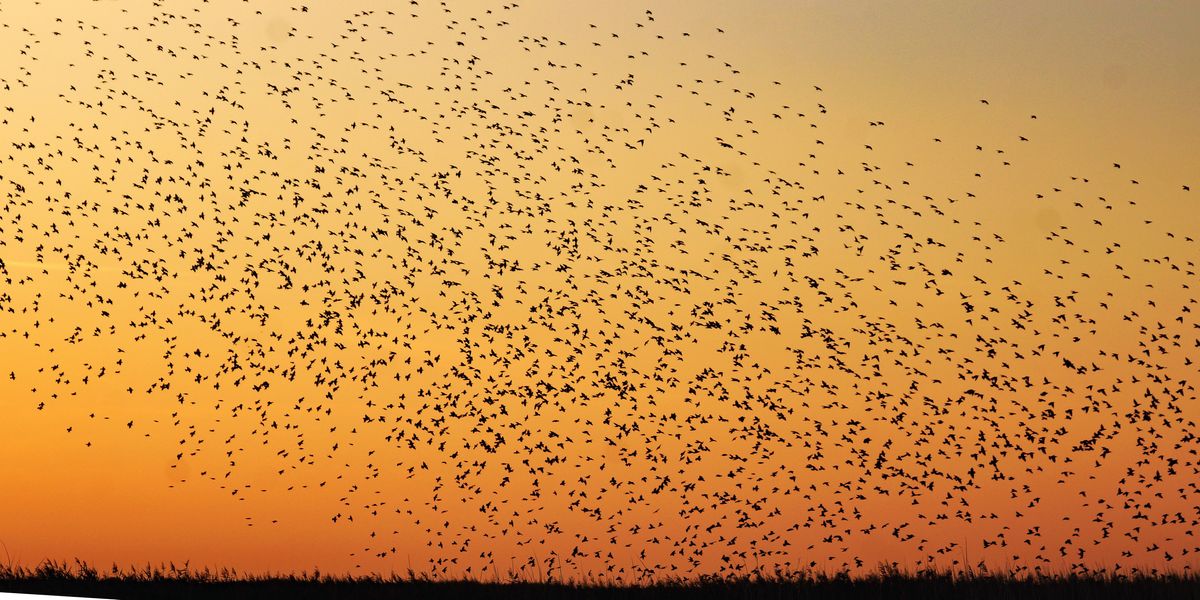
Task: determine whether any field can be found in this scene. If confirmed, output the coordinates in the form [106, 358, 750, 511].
[1, 562, 1197, 600]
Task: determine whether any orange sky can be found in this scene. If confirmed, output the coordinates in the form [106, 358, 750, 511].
[0, 0, 1197, 582]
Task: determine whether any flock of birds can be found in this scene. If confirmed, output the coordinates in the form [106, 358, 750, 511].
[0, 0, 1197, 583]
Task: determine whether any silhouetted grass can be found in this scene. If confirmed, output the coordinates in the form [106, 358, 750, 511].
[0, 560, 1197, 599]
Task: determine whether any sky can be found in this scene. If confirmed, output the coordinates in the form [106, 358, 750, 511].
[0, 0, 1197, 582]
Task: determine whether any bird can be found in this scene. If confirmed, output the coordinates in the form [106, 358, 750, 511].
[0, 0, 1194, 585]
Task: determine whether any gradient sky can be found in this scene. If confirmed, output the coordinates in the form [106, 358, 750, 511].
[0, 0, 1197, 581]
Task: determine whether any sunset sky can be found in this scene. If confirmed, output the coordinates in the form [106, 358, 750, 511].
[0, 0, 1197, 581]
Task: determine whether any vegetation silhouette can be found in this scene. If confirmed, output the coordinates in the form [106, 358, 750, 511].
[1, 560, 1197, 599]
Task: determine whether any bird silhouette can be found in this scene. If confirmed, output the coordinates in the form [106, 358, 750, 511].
[0, 0, 1195, 584]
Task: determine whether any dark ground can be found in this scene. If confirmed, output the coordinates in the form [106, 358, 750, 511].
[2, 562, 1197, 599]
